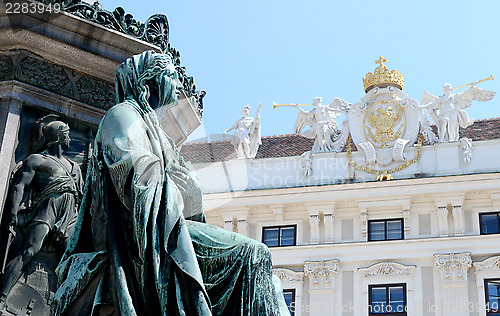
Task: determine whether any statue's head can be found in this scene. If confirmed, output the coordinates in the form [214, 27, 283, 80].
[115, 51, 183, 115]
[313, 97, 322, 106]
[443, 83, 453, 95]
[32, 115, 71, 152]
[241, 104, 250, 117]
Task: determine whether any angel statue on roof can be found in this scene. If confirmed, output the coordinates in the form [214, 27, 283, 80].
[421, 80, 496, 142]
[292, 97, 347, 152]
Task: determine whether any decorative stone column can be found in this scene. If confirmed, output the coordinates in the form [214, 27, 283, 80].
[452, 205, 464, 236]
[304, 259, 339, 316]
[434, 252, 472, 316]
[437, 206, 449, 237]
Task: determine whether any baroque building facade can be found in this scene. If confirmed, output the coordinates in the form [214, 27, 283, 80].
[181, 58, 500, 316]
[181, 120, 500, 316]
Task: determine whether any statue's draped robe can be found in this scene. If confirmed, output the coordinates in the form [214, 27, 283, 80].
[52, 52, 285, 316]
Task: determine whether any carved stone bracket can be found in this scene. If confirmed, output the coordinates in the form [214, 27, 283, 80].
[434, 252, 472, 284]
[359, 262, 416, 278]
[304, 259, 339, 290]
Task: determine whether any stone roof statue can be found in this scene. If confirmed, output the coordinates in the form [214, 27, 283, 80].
[224, 104, 262, 159]
[422, 82, 496, 142]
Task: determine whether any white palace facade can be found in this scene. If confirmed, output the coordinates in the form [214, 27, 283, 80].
[180, 60, 500, 316]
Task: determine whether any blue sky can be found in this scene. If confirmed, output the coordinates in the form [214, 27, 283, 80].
[101, 0, 500, 142]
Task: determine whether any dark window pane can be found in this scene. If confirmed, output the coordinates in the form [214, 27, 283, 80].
[370, 231, 385, 241]
[283, 290, 295, 315]
[280, 228, 295, 246]
[481, 214, 500, 234]
[488, 281, 500, 311]
[263, 228, 279, 247]
[387, 229, 402, 240]
[370, 222, 385, 232]
[389, 286, 405, 313]
[371, 302, 385, 314]
[371, 287, 387, 302]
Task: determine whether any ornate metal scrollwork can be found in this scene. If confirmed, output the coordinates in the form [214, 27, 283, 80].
[35, 0, 205, 116]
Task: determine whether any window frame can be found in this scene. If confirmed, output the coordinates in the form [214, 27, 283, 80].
[368, 283, 407, 315]
[480, 212, 500, 235]
[262, 225, 297, 247]
[368, 218, 404, 242]
[485, 278, 500, 315]
[282, 288, 296, 316]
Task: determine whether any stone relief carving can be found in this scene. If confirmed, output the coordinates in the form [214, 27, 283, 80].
[273, 268, 304, 283]
[434, 252, 472, 283]
[359, 262, 416, 278]
[473, 256, 500, 272]
[0, 115, 83, 315]
[0, 52, 115, 111]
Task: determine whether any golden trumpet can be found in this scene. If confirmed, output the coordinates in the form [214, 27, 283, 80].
[273, 102, 312, 108]
[453, 75, 494, 90]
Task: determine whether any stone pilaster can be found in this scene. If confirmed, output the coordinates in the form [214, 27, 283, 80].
[304, 259, 339, 316]
[434, 252, 472, 316]
[437, 206, 449, 237]
[452, 205, 464, 236]
[324, 212, 334, 243]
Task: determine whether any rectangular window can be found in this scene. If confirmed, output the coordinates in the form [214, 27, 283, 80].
[262, 225, 296, 247]
[368, 219, 404, 241]
[369, 284, 407, 315]
[480, 213, 500, 235]
[282, 289, 296, 316]
[486, 279, 500, 315]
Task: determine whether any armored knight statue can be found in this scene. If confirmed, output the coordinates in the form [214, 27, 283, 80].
[422, 82, 496, 142]
[52, 51, 289, 316]
[0, 115, 83, 314]
[224, 104, 262, 159]
[292, 97, 341, 152]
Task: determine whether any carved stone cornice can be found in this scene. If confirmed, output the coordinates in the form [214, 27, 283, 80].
[473, 256, 500, 272]
[304, 259, 339, 290]
[434, 252, 472, 283]
[359, 262, 416, 278]
[273, 268, 304, 283]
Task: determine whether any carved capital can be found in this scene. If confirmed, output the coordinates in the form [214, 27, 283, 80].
[434, 252, 472, 283]
[273, 268, 304, 283]
[359, 262, 416, 278]
[304, 259, 339, 290]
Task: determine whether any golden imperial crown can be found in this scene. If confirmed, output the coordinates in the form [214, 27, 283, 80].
[363, 56, 405, 93]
